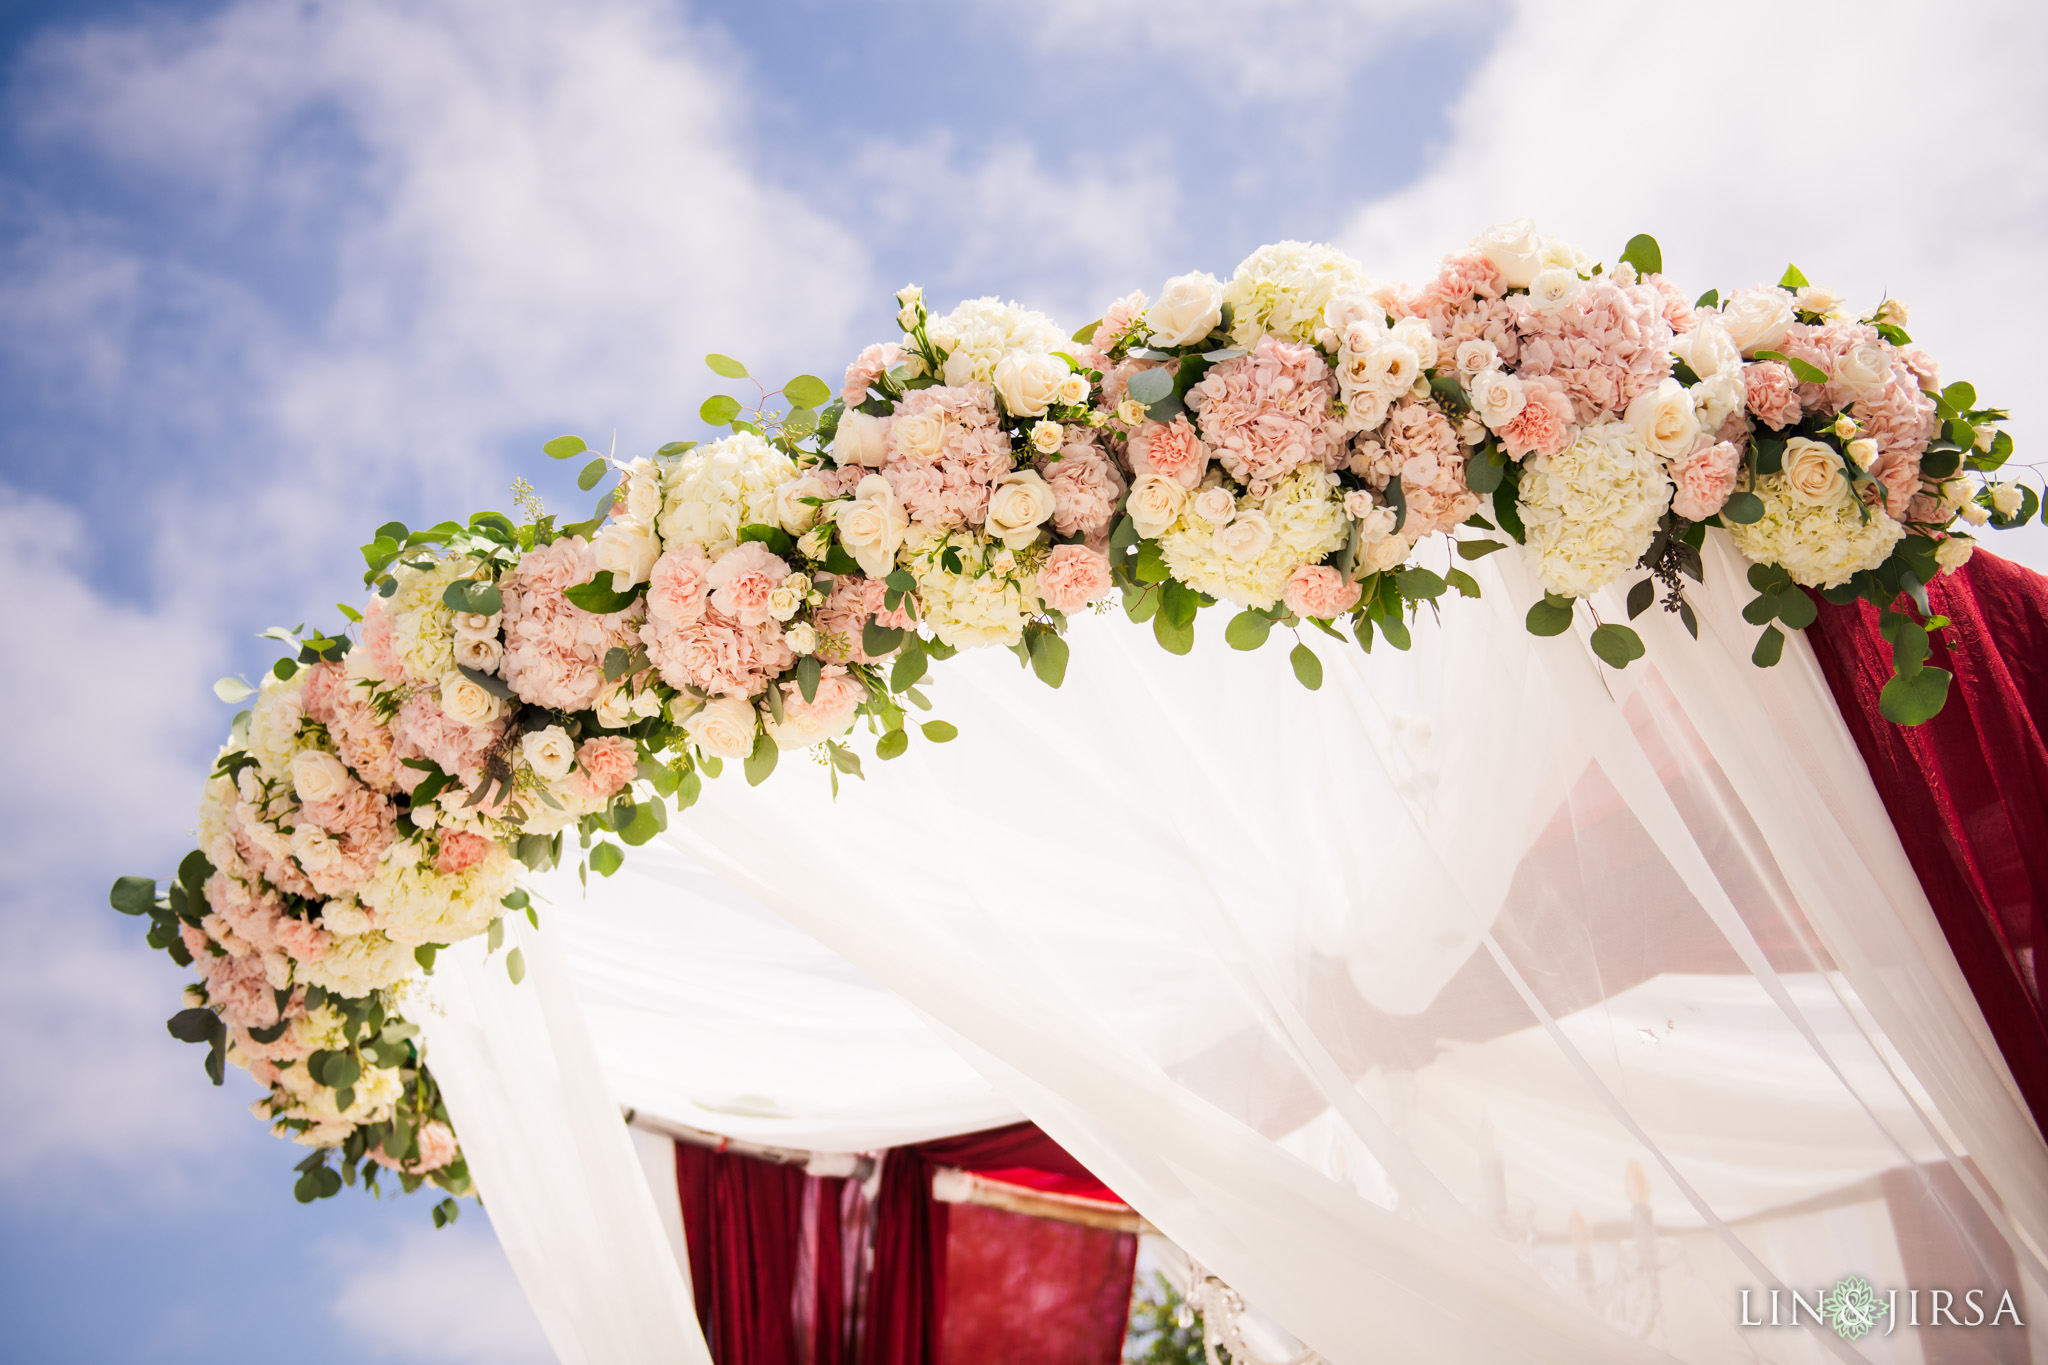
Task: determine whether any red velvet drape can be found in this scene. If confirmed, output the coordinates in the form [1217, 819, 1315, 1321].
[859, 1122, 1135, 1365]
[1804, 551, 2048, 1137]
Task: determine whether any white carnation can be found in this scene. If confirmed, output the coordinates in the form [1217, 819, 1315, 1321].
[1223, 241, 1372, 348]
[927, 296, 1066, 387]
[1157, 467, 1348, 609]
[1726, 472, 1906, 589]
[660, 432, 798, 554]
[1517, 420, 1673, 598]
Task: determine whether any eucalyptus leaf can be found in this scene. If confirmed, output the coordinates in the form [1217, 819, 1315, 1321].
[506, 947, 526, 985]
[1030, 631, 1070, 689]
[744, 731, 779, 787]
[1618, 233, 1663, 276]
[783, 374, 831, 409]
[1524, 595, 1575, 637]
[577, 457, 608, 491]
[1879, 665, 1952, 726]
[1224, 610, 1272, 651]
[1752, 625, 1786, 667]
[543, 435, 588, 459]
[589, 842, 625, 878]
[110, 875, 156, 916]
[213, 676, 256, 703]
[1720, 490, 1765, 525]
[705, 353, 749, 379]
[1289, 643, 1323, 691]
[699, 394, 743, 426]
[1588, 623, 1646, 669]
[876, 728, 909, 761]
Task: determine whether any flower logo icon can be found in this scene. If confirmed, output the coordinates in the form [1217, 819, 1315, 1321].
[1826, 1275, 1883, 1340]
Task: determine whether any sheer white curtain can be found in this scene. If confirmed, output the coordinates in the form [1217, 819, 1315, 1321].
[642, 530, 2048, 1364]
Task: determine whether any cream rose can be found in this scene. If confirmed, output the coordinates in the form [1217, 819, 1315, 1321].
[834, 475, 910, 577]
[1474, 219, 1543, 289]
[592, 517, 660, 587]
[452, 633, 503, 675]
[683, 696, 758, 760]
[1936, 536, 1975, 572]
[1455, 339, 1499, 377]
[1126, 475, 1189, 539]
[832, 410, 889, 468]
[594, 684, 636, 731]
[620, 458, 664, 523]
[765, 585, 803, 620]
[1213, 510, 1275, 561]
[291, 751, 354, 805]
[890, 408, 946, 462]
[1030, 421, 1065, 454]
[993, 351, 1068, 418]
[1832, 342, 1891, 401]
[1782, 437, 1849, 507]
[439, 672, 505, 727]
[1624, 378, 1701, 460]
[1357, 533, 1409, 576]
[1719, 289, 1795, 356]
[1527, 267, 1584, 313]
[1467, 369, 1526, 429]
[986, 470, 1057, 548]
[1389, 317, 1438, 373]
[1991, 483, 2024, 517]
[1190, 486, 1237, 524]
[773, 473, 829, 534]
[1056, 373, 1089, 405]
[1671, 318, 1740, 380]
[1115, 398, 1147, 426]
[786, 622, 818, 655]
[1147, 271, 1225, 347]
[1846, 437, 1879, 472]
[522, 726, 576, 781]
[1794, 285, 1844, 318]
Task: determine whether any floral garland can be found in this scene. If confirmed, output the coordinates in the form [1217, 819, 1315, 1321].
[112, 224, 2039, 1218]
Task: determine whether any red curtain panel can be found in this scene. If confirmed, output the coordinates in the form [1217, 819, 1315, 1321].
[1803, 550, 2048, 1137]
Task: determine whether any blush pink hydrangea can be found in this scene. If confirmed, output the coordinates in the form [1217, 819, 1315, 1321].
[706, 542, 790, 627]
[642, 606, 794, 700]
[882, 383, 1013, 529]
[1185, 338, 1345, 490]
[1282, 564, 1362, 619]
[1042, 440, 1126, 537]
[499, 535, 646, 712]
[1513, 274, 1674, 422]
[811, 576, 916, 666]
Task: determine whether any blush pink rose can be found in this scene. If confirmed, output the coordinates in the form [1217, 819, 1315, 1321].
[1282, 564, 1362, 619]
[1127, 416, 1209, 489]
[434, 830, 493, 875]
[1036, 545, 1114, 616]
[1669, 440, 1741, 521]
[1744, 361, 1803, 430]
[706, 542, 790, 627]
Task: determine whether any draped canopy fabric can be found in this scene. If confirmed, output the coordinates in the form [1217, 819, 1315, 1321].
[425, 537, 2048, 1365]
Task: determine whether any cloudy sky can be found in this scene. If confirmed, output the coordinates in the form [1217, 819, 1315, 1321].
[1, 0, 2043, 1359]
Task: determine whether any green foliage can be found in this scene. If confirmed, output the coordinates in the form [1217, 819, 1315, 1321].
[1752, 349, 1830, 385]
[1524, 594, 1575, 637]
[783, 374, 831, 409]
[1618, 233, 1662, 276]
[1589, 623, 1646, 670]
[705, 353, 749, 379]
[1290, 642, 1323, 691]
[542, 435, 587, 459]
[699, 394, 743, 425]
[1030, 630, 1070, 689]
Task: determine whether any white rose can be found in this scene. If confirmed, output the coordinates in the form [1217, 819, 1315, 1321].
[594, 684, 636, 731]
[765, 585, 803, 620]
[1473, 219, 1544, 289]
[1846, 438, 1879, 471]
[290, 825, 341, 874]
[1538, 237, 1594, 275]
[1323, 291, 1384, 338]
[1671, 318, 1741, 381]
[1958, 500, 1991, 526]
[786, 622, 818, 655]
[1782, 437, 1849, 507]
[439, 672, 505, 727]
[1936, 535, 1975, 572]
[1527, 267, 1584, 313]
[1364, 342, 1421, 396]
[1389, 317, 1438, 373]
[621, 458, 663, 523]
[592, 517, 660, 587]
[1358, 534, 1409, 575]
[1467, 369, 1526, 429]
[775, 474, 829, 534]
[993, 351, 1068, 418]
[1990, 483, 2023, 517]
[1455, 339, 1498, 377]
[1126, 475, 1189, 538]
[1213, 510, 1275, 561]
[1030, 420, 1065, 454]
[833, 474, 909, 577]
[291, 750, 354, 805]
[1147, 271, 1225, 347]
[1115, 398, 1147, 426]
[1624, 378, 1700, 460]
[684, 696, 758, 760]
[453, 633, 503, 675]
[986, 470, 1058, 549]
[522, 725, 576, 781]
[1190, 486, 1238, 524]
[1693, 371, 1745, 435]
[832, 410, 889, 468]
[1719, 289, 1795, 356]
[1794, 285, 1844, 318]
[1832, 342, 1892, 401]
[452, 610, 499, 638]
[891, 408, 946, 461]
[1055, 374, 1089, 405]
[1876, 299, 1910, 328]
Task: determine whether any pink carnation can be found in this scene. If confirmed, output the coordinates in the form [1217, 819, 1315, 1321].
[393, 692, 504, 791]
[1670, 440, 1741, 522]
[1899, 347, 1940, 393]
[564, 736, 638, 802]
[372, 1118, 459, 1174]
[1036, 545, 1114, 616]
[1185, 338, 1345, 489]
[500, 536, 646, 712]
[843, 342, 905, 405]
[201, 948, 279, 1030]
[1094, 290, 1149, 352]
[329, 695, 402, 794]
[180, 921, 212, 961]
[1498, 377, 1575, 461]
[811, 576, 913, 666]
[301, 661, 347, 725]
[1745, 362, 1802, 430]
[1869, 452, 1924, 519]
[1043, 441, 1126, 537]
[775, 666, 864, 744]
[1126, 416, 1209, 489]
[646, 544, 711, 626]
[434, 829, 493, 875]
[273, 915, 332, 963]
[706, 542, 790, 627]
[297, 784, 398, 897]
[1282, 565, 1362, 620]
[1650, 275, 1695, 335]
[359, 598, 405, 683]
[641, 606, 793, 700]
[1513, 276, 1674, 422]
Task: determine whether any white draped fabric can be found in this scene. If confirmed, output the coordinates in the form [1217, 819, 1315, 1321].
[429, 531, 2048, 1365]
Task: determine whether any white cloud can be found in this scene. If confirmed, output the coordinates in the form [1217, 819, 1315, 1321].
[327, 1223, 551, 1363]
[1333, 0, 2048, 569]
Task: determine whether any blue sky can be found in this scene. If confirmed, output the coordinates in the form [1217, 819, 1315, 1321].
[1, 1, 2043, 1360]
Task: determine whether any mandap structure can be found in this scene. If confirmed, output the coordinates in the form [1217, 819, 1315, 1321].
[116, 223, 2048, 1364]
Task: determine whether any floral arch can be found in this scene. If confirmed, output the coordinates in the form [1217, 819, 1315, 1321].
[110, 222, 2041, 1216]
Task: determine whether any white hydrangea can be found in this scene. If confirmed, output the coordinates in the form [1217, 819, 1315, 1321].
[194, 767, 238, 871]
[927, 296, 1066, 387]
[1726, 472, 1906, 588]
[387, 557, 471, 683]
[297, 930, 418, 998]
[1517, 420, 1673, 598]
[660, 431, 798, 554]
[1158, 466, 1349, 609]
[355, 840, 518, 947]
[903, 531, 1035, 649]
[246, 669, 313, 780]
[1222, 241, 1372, 348]
[274, 1054, 404, 1127]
